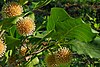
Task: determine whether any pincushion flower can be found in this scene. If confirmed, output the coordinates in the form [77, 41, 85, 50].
[45, 54, 58, 67]
[2, 2, 23, 18]
[55, 47, 72, 65]
[0, 39, 7, 57]
[16, 17, 36, 36]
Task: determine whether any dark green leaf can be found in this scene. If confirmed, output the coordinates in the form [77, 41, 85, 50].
[0, 17, 19, 30]
[70, 38, 100, 58]
[9, 25, 16, 37]
[5, 36, 20, 51]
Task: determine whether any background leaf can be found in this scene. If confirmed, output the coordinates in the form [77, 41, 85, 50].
[32, 0, 51, 9]
[70, 37, 100, 58]
[47, 8, 96, 42]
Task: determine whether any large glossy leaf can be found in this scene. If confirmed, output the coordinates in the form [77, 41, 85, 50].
[70, 37, 100, 58]
[47, 8, 95, 42]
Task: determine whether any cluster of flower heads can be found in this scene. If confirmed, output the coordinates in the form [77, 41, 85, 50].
[45, 47, 72, 67]
[0, 1, 36, 58]
[0, 39, 7, 57]
[2, 2, 36, 36]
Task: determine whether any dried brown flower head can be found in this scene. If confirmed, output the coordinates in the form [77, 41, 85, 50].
[45, 54, 58, 67]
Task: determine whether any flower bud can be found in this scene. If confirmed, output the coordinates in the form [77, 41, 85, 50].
[20, 46, 27, 56]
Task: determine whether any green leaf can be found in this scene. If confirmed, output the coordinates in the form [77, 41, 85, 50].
[9, 25, 16, 37]
[25, 57, 39, 67]
[0, 16, 19, 30]
[5, 50, 12, 62]
[92, 37, 100, 45]
[70, 38, 100, 58]
[34, 31, 46, 38]
[5, 36, 20, 51]
[19, 0, 28, 5]
[47, 8, 96, 42]
[28, 13, 35, 21]
[32, 57, 39, 65]
[32, 0, 51, 9]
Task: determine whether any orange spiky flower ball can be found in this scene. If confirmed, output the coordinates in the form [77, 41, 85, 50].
[55, 47, 72, 65]
[16, 17, 36, 36]
[0, 39, 7, 57]
[2, 2, 23, 18]
[45, 54, 58, 67]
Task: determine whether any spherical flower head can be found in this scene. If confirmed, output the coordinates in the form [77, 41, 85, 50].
[45, 54, 58, 67]
[16, 17, 36, 36]
[8, 55, 16, 66]
[55, 47, 72, 65]
[0, 39, 7, 57]
[2, 2, 23, 18]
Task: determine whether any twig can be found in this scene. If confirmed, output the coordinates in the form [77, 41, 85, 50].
[32, 46, 48, 54]
[25, 45, 52, 61]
